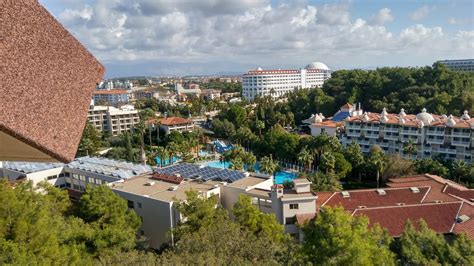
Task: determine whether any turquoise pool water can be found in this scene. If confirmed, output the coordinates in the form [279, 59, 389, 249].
[156, 156, 179, 166]
[202, 161, 298, 184]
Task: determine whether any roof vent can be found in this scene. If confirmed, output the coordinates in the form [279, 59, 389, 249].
[168, 185, 179, 191]
[410, 187, 420, 193]
[341, 191, 350, 198]
[396, 203, 405, 206]
[435, 200, 443, 203]
[457, 215, 470, 223]
[357, 206, 367, 209]
[376, 189, 386, 195]
[470, 198, 474, 203]
[175, 173, 181, 178]
[145, 181, 155, 186]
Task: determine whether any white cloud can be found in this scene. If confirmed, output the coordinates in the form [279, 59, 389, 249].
[58, 5, 92, 21]
[369, 8, 394, 25]
[410, 6, 435, 21]
[47, 1, 473, 75]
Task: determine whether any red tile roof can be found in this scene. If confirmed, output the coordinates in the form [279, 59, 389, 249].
[312, 174, 474, 238]
[353, 202, 462, 237]
[453, 204, 474, 239]
[322, 187, 430, 211]
[1, 1, 104, 163]
[160, 117, 192, 126]
[346, 111, 473, 128]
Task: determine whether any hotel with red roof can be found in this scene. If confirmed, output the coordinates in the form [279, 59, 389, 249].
[242, 62, 331, 100]
[341, 107, 473, 162]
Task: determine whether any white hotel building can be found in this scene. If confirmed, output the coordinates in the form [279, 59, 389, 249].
[242, 62, 332, 100]
[342, 108, 474, 163]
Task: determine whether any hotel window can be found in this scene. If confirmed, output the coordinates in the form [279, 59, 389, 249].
[137, 202, 142, 208]
[289, 203, 299, 209]
[127, 200, 134, 209]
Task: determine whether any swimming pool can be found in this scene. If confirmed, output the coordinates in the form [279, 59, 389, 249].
[156, 156, 179, 166]
[202, 161, 298, 184]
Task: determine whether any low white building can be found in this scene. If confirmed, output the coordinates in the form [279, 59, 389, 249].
[1, 161, 65, 187]
[159, 117, 195, 134]
[111, 163, 273, 249]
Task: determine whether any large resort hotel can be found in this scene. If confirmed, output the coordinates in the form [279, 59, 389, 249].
[242, 62, 332, 100]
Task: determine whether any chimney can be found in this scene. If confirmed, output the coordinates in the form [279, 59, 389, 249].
[271, 184, 284, 199]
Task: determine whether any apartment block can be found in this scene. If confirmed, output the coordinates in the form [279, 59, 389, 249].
[93, 89, 130, 105]
[341, 108, 473, 163]
[88, 104, 140, 136]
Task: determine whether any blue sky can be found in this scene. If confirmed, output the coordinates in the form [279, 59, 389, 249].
[40, 0, 473, 77]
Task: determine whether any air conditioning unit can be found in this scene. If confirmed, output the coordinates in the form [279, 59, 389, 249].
[376, 189, 386, 195]
[168, 185, 179, 191]
[145, 181, 155, 186]
[341, 191, 350, 198]
[410, 187, 420, 193]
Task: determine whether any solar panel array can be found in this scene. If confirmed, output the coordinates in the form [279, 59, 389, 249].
[332, 111, 351, 122]
[3, 161, 64, 174]
[66, 156, 153, 179]
[155, 163, 246, 183]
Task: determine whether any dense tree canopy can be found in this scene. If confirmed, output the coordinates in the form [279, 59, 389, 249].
[0, 181, 145, 264]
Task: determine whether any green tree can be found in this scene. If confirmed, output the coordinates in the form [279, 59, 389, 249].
[414, 158, 448, 177]
[232, 195, 287, 242]
[156, 146, 168, 168]
[395, 220, 474, 265]
[383, 155, 415, 180]
[77, 122, 103, 156]
[241, 151, 257, 172]
[173, 190, 227, 239]
[230, 157, 244, 170]
[260, 155, 278, 178]
[367, 145, 387, 188]
[306, 172, 342, 191]
[298, 147, 314, 172]
[255, 119, 265, 137]
[76, 185, 141, 255]
[403, 139, 418, 157]
[301, 206, 395, 265]
[333, 152, 352, 179]
[451, 160, 470, 183]
[344, 141, 365, 181]
[319, 152, 336, 174]
[124, 132, 134, 162]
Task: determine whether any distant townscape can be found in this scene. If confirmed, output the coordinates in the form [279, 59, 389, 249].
[1, 1, 474, 265]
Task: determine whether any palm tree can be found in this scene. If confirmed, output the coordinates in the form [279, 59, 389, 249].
[230, 157, 244, 171]
[367, 145, 387, 188]
[298, 147, 314, 172]
[319, 152, 336, 174]
[167, 142, 179, 166]
[452, 160, 469, 183]
[242, 151, 257, 172]
[156, 146, 168, 168]
[135, 121, 147, 164]
[260, 155, 278, 181]
[403, 139, 417, 158]
[256, 120, 265, 137]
